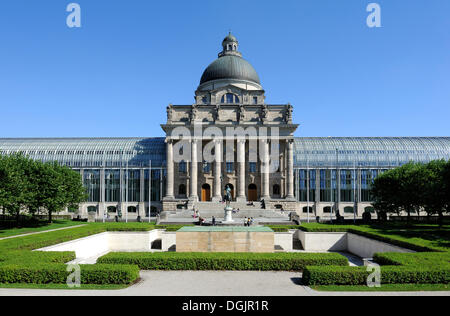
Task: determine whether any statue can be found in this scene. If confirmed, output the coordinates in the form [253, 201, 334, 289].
[285, 103, 293, 123]
[214, 104, 221, 122]
[260, 105, 268, 123]
[190, 105, 198, 122]
[167, 104, 173, 123]
[239, 105, 245, 122]
[224, 185, 232, 207]
[223, 185, 234, 223]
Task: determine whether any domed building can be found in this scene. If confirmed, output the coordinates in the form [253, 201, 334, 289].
[1, 33, 450, 222]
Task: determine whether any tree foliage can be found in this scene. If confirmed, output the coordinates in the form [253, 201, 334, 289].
[0, 154, 87, 223]
[371, 160, 450, 226]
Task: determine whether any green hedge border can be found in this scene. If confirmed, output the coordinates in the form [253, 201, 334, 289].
[97, 252, 349, 271]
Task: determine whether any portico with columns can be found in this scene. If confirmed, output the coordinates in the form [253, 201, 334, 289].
[161, 33, 298, 212]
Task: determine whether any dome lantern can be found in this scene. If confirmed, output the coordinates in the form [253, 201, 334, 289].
[220, 32, 241, 57]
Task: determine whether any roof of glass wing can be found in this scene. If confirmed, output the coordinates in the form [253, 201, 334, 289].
[1, 137, 449, 169]
[294, 137, 450, 168]
[0, 138, 166, 168]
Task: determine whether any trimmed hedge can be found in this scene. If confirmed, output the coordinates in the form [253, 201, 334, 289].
[303, 265, 450, 286]
[373, 252, 450, 268]
[97, 252, 348, 271]
[0, 264, 139, 285]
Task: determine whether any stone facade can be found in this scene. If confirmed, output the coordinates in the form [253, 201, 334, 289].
[162, 34, 298, 213]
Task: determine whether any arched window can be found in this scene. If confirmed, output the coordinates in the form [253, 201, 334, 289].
[107, 206, 117, 213]
[179, 161, 186, 173]
[87, 206, 97, 214]
[127, 206, 137, 213]
[344, 206, 354, 214]
[221, 93, 240, 104]
[323, 206, 332, 213]
[178, 184, 186, 196]
[303, 206, 313, 213]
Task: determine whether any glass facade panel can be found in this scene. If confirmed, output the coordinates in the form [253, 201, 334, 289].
[320, 169, 337, 202]
[83, 169, 100, 202]
[299, 169, 316, 202]
[144, 169, 163, 202]
[105, 169, 120, 202]
[340, 169, 355, 202]
[126, 169, 140, 202]
[361, 169, 378, 202]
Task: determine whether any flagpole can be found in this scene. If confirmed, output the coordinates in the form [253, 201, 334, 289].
[306, 159, 310, 224]
[126, 160, 128, 223]
[149, 160, 152, 223]
[353, 151, 357, 224]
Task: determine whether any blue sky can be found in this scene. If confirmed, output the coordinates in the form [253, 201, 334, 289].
[0, 0, 449, 138]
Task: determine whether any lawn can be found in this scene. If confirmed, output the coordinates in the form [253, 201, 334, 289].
[0, 220, 84, 239]
[298, 222, 450, 291]
[0, 221, 448, 292]
[311, 283, 450, 292]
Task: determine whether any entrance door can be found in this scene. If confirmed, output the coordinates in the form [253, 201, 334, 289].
[201, 184, 211, 202]
[248, 184, 257, 202]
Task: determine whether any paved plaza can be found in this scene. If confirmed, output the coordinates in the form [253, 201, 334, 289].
[0, 271, 448, 296]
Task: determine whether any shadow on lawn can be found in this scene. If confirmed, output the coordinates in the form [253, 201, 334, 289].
[0, 220, 69, 233]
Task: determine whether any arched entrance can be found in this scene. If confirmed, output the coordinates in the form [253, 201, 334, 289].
[225, 184, 234, 201]
[201, 184, 211, 202]
[248, 184, 257, 202]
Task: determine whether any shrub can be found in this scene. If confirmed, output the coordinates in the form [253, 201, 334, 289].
[302, 265, 450, 286]
[97, 252, 348, 271]
[303, 266, 369, 286]
[0, 264, 139, 285]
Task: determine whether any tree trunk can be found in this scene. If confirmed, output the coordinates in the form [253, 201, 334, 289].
[16, 210, 20, 227]
[48, 210, 52, 223]
[438, 211, 443, 229]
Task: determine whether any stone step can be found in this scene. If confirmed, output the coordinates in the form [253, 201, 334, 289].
[169, 209, 289, 219]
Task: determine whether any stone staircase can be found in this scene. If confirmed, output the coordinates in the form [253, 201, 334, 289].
[169, 201, 289, 219]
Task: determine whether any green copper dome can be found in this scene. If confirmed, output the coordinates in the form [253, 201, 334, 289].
[200, 55, 261, 85]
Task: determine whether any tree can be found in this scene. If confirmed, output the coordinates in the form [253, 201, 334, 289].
[0, 154, 36, 225]
[371, 162, 427, 224]
[39, 162, 87, 223]
[422, 160, 448, 227]
[371, 169, 400, 222]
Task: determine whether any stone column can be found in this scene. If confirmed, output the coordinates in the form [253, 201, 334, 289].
[237, 139, 246, 202]
[261, 139, 270, 199]
[213, 139, 222, 202]
[190, 139, 198, 201]
[286, 139, 295, 199]
[165, 139, 174, 199]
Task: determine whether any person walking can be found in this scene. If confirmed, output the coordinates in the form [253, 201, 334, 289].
[212, 216, 216, 226]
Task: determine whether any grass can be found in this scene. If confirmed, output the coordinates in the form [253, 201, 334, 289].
[0, 221, 448, 291]
[0, 220, 83, 238]
[0, 283, 130, 290]
[300, 222, 450, 252]
[312, 284, 450, 292]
